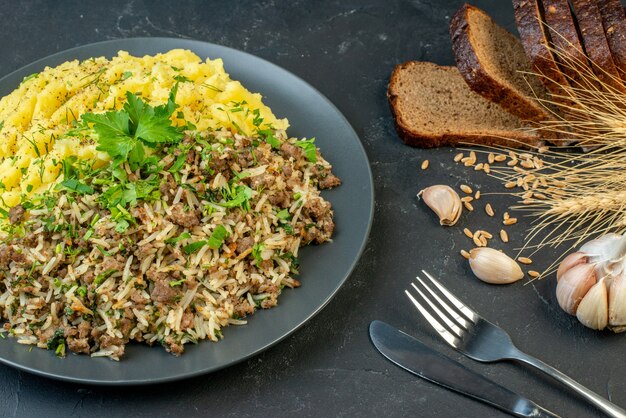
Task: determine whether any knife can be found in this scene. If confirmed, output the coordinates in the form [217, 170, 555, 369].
[369, 320, 560, 418]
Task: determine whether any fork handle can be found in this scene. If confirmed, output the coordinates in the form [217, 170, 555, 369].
[512, 349, 626, 418]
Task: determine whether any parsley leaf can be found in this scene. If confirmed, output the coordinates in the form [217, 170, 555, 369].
[294, 138, 317, 163]
[207, 225, 229, 249]
[165, 232, 191, 245]
[182, 240, 208, 255]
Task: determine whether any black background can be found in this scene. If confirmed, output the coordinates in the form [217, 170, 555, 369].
[0, 1, 624, 417]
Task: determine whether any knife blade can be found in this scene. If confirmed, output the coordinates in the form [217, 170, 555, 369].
[369, 320, 560, 418]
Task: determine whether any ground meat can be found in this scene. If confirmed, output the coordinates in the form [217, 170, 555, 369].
[78, 321, 91, 339]
[118, 318, 133, 337]
[150, 276, 180, 304]
[101, 256, 124, 272]
[280, 142, 302, 160]
[319, 174, 341, 189]
[286, 176, 301, 190]
[8, 204, 25, 224]
[236, 236, 255, 254]
[0, 245, 25, 267]
[36, 327, 56, 345]
[234, 299, 255, 318]
[249, 173, 275, 189]
[159, 173, 178, 203]
[237, 149, 255, 168]
[23, 232, 39, 247]
[135, 242, 156, 260]
[131, 206, 150, 225]
[168, 204, 200, 228]
[267, 190, 290, 208]
[303, 198, 331, 220]
[164, 336, 184, 355]
[82, 270, 95, 285]
[303, 226, 332, 245]
[130, 289, 149, 305]
[91, 327, 103, 340]
[67, 337, 90, 354]
[180, 311, 194, 330]
[282, 164, 293, 178]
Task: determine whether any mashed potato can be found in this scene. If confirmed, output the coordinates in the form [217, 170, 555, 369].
[0, 49, 288, 208]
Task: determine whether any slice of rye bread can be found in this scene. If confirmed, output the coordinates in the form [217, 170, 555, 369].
[450, 3, 551, 122]
[387, 61, 542, 149]
[513, 0, 573, 103]
[598, 0, 626, 82]
[571, 0, 624, 90]
[542, 0, 595, 85]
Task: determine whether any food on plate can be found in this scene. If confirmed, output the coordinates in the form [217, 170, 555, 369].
[468, 247, 524, 284]
[450, 3, 551, 122]
[387, 62, 542, 148]
[556, 234, 626, 331]
[0, 49, 288, 210]
[0, 50, 341, 359]
[417, 185, 462, 226]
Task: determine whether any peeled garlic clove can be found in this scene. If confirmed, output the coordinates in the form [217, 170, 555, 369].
[556, 263, 596, 315]
[417, 185, 462, 226]
[468, 247, 524, 284]
[608, 274, 626, 332]
[556, 252, 588, 281]
[576, 278, 608, 330]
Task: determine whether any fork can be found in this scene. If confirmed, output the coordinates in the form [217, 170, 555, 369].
[406, 270, 626, 418]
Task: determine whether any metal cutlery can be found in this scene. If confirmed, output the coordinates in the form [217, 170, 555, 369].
[405, 270, 626, 418]
[369, 320, 559, 418]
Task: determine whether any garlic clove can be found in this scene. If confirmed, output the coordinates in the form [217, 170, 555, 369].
[468, 247, 524, 284]
[556, 263, 596, 315]
[576, 278, 608, 330]
[556, 252, 588, 281]
[608, 274, 626, 332]
[417, 185, 462, 226]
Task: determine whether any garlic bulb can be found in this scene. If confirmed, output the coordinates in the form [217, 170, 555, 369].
[417, 185, 462, 226]
[468, 247, 524, 284]
[556, 233, 626, 332]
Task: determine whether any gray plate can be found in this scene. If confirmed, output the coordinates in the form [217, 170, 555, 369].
[0, 38, 374, 385]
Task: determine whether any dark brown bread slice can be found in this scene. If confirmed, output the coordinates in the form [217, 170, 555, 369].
[571, 0, 624, 90]
[542, 0, 595, 86]
[598, 0, 626, 82]
[387, 61, 542, 148]
[513, 0, 572, 102]
[450, 3, 551, 122]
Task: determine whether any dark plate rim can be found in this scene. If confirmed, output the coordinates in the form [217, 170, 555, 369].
[0, 37, 374, 385]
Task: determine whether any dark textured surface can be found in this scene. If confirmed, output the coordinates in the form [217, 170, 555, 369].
[0, 1, 623, 417]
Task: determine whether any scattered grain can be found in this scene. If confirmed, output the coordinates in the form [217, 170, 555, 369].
[464, 201, 474, 211]
[494, 154, 507, 162]
[481, 231, 493, 239]
[499, 229, 509, 242]
[485, 203, 494, 217]
[463, 228, 473, 238]
[507, 158, 518, 167]
[503, 217, 518, 225]
[474, 190, 481, 199]
[483, 163, 490, 174]
[454, 152, 464, 162]
[460, 249, 470, 259]
[421, 160, 429, 170]
[474, 163, 484, 171]
[461, 196, 474, 203]
[503, 211, 510, 220]
[504, 182, 516, 189]
[488, 153, 495, 164]
[473, 235, 484, 247]
[528, 270, 540, 278]
[460, 184, 473, 194]
[518, 257, 532, 265]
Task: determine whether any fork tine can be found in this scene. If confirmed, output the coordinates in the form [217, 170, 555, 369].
[409, 282, 465, 337]
[422, 270, 479, 322]
[404, 289, 461, 347]
[415, 275, 473, 330]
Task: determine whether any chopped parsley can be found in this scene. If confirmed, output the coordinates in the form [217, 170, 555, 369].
[294, 138, 317, 163]
[207, 225, 229, 249]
